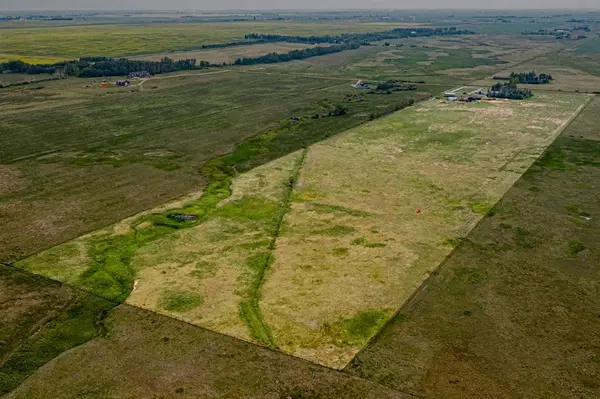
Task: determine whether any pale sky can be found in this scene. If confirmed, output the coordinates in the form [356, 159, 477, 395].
[0, 0, 599, 11]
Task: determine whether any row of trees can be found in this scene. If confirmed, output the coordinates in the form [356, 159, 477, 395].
[245, 27, 473, 45]
[510, 71, 552, 84]
[0, 57, 198, 77]
[233, 43, 359, 65]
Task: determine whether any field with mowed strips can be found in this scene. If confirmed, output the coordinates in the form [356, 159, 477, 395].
[15, 90, 589, 368]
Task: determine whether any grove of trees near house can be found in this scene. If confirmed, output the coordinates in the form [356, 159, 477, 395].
[488, 80, 533, 99]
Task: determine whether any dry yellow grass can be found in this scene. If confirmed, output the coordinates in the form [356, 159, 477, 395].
[259, 91, 590, 368]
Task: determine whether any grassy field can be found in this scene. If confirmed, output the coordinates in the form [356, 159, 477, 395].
[0, 73, 57, 87]
[260, 91, 589, 368]
[17, 151, 303, 345]
[346, 109, 600, 398]
[0, 70, 435, 263]
[0, 21, 419, 59]
[130, 42, 315, 64]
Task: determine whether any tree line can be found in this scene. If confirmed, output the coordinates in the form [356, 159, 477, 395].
[0, 57, 198, 77]
[244, 27, 473, 44]
[233, 43, 359, 65]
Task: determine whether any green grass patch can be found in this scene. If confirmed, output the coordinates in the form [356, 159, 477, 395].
[332, 247, 349, 257]
[537, 149, 575, 171]
[351, 237, 387, 248]
[309, 202, 371, 217]
[312, 225, 357, 237]
[217, 197, 280, 223]
[514, 227, 539, 249]
[568, 239, 586, 257]
[324, 310, 390, 347]
[190, 260, 218, 279]
[468, 199, 492, 216]
[159, 291, 204, 312]
[443, 237, 465, 247]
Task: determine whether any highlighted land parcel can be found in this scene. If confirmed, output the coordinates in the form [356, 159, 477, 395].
[16, 90, 590, 368]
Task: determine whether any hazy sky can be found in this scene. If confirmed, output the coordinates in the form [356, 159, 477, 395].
[0, 0, 599, 11]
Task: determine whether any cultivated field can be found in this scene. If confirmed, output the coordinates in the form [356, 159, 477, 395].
[130, 42, 316, 64]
